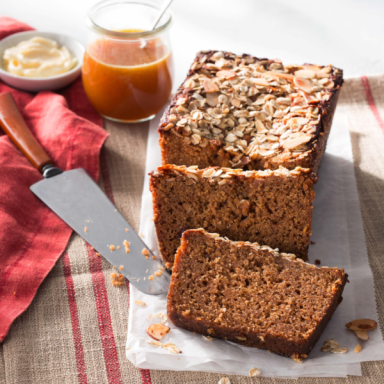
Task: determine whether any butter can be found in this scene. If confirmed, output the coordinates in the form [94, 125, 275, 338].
[3, 37, 77, 78]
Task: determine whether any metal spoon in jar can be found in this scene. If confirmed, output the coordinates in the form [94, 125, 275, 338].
[140, 0, 174, 48]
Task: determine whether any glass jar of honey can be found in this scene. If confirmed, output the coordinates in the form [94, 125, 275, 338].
[83, 0, 173, 123]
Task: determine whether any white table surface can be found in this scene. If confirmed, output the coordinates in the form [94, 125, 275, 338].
[2, 0, 384, 88]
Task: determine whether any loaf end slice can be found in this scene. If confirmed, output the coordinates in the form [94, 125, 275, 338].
[167, 229, 347, 359]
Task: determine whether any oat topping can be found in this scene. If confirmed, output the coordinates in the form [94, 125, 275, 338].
[152, 164, 311, 184]
[330, 347, 348, 354]
[146, 340, 163, 347]
[148, 312, 168, 324]
[164, 343, 182, 354]
[321, 339, 348, 354]
[160, 51, 342, 167]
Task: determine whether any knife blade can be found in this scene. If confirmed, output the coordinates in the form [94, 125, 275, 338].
[30, 168, 170, 295]
[0, 92, 170, 295]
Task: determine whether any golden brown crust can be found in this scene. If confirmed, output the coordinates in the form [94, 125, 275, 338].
[150, 165, 316, 265]
[167, 229, 348, 358]
[159, 50, 343, 172]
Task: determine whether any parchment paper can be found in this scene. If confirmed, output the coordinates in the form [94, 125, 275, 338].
[126, 110, 384, 378]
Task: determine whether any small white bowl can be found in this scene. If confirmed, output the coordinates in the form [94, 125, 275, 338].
[0, 31, 84, 92]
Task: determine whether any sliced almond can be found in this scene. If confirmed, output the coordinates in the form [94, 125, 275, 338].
[146, 323, 170, 341]
[294, 69, 316, 79]
[216, 70, 237, 80]
[346, 319, 377, 331]
[203, 336, 213, 341]
[249, 367, 261, 377]
[203, 79, 219, 93]
[283, 135, 312, 150]
[273, 72, 295, 81]
[354, 330, 369, 340]
[218, 378, 231, 384]
[354, 343, 363, 353]
[236, 336, 247, 341]
[294, 77, 314, 93]
[164, 342, 182, 354]
[330, 347, 348, 354]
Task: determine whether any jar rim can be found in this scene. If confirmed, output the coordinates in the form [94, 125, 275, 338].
[85, 0, 172, 39]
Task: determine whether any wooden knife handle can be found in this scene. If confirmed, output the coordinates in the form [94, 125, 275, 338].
[0, 92, 52, 172]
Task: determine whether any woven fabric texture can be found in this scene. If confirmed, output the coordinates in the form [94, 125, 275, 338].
[1, 75, 384, 383]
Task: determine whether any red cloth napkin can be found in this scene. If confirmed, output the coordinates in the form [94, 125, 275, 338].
[0, 18, 109, 342]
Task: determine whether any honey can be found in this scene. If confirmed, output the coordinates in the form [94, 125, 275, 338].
[82, 30, 173, 122]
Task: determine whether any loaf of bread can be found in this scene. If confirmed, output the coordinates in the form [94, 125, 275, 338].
[158, 51, 343, 173]
[167, 229, 348, 359]
[150, 164, 316, 265]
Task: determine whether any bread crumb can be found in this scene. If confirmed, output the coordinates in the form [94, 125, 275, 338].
[315, 259, 321, 265]
[140, 233, 144, 237]
[14, 291, 16, 295]
[110, 272, 125, 286]
[152, 256, 156, 260]
[149, 275, 154, 281]
[311, 241, 316, 244]
[123, 240, 130, 253]
[165, 262, 172, 269]
[125, 228, 129, 232]
[110, 245, 115, 251]
[142, 248, 150, 256]
[355, 343, 362, 353]
[96, 252, 101, 256]
[84, 226, 88, 232]
[134, 300, 146, 306]
[249, 367, 261, 377]
[154, 270, 162, 277]
[117, 246, 120, 249]
[119, 265, 124, 271]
